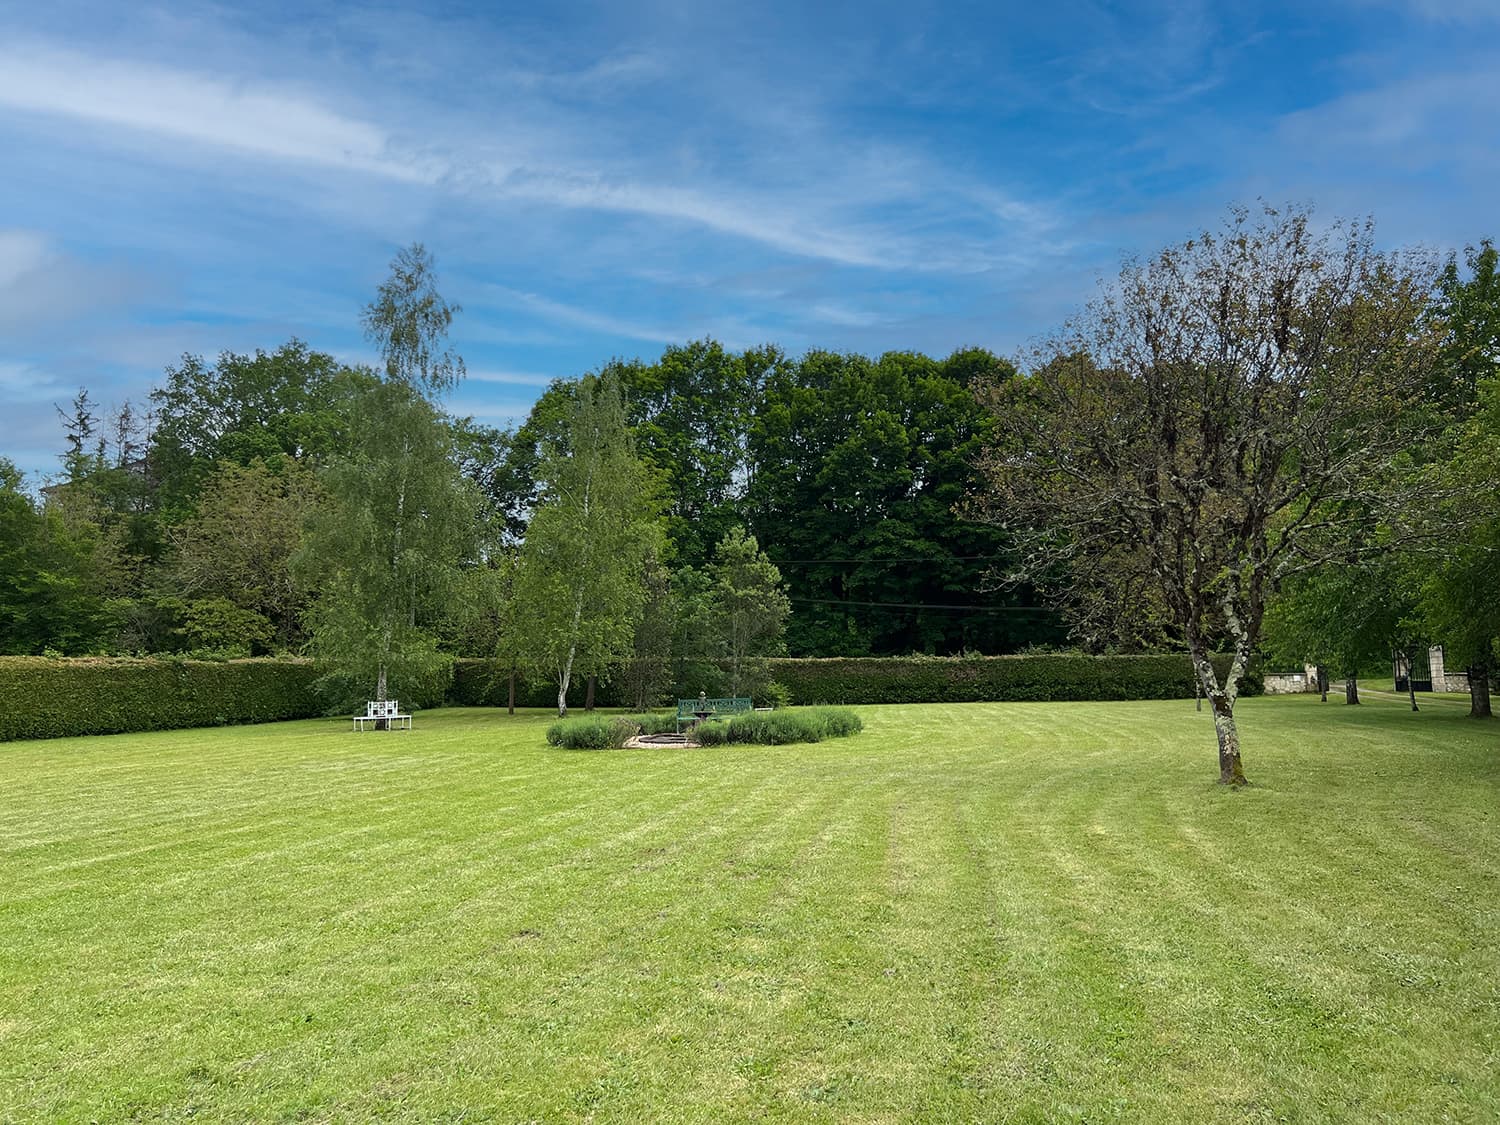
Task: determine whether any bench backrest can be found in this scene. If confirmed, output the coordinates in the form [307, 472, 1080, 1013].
[366, 700, 400, 718]
[676, 697, 754, 717]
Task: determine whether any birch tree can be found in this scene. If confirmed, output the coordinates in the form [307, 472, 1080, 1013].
[297, 247, 476, 712]
[970, 205, 1441, 784]
[515, 370, 660, 716]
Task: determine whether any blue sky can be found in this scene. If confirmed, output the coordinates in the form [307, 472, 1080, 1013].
[2, 0, 1497, 480]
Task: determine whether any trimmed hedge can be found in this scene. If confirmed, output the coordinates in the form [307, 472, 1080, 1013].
[451, 655, 1259, 712]
[1, 652, 1260, 743]
[768, 654, 1260, 706]
[0, 656, 320, 742]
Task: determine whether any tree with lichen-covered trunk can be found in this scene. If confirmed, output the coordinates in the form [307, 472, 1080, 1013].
[968, 204, 1442, 785]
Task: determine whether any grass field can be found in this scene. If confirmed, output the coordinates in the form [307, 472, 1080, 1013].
[2, 698, 1497, 1122]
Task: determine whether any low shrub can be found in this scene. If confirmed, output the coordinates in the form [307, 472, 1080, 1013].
[694, 719, 729, 745]
[758, 710, 824, 745]
[545, 715, 638, 750]
[810, 707, 864, 737]
[688, 707, 862, 747]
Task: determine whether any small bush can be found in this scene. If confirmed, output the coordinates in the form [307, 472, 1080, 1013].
[810, 707, 863, 737]
[545, 716, 638, 750]
[694, 720, 729, 745]
[758, 710, 824, 744]
[686, 707, 861, 747]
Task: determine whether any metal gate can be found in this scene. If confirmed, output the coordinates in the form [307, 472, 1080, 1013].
[1394, 647, 1433, 693]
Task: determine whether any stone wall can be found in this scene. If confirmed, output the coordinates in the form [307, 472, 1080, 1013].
[1430, 645, 1471, 693]
[1263, 668, 1318, 694]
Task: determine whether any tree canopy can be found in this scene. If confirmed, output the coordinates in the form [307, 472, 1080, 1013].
[970, 205, 1444, 782]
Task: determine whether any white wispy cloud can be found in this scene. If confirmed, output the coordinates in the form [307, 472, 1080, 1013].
[0, 39, 1055, 274]
[0, 229, 147, 335]
[1349, 0, 1500, 24]
[0, 44, 439, 184]
[0, 359, 70, 404]
[482, 286, 697, 345]
[465, 369, 562, 387]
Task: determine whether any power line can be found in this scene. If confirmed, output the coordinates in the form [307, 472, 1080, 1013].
[787, 596, 1056, 614]
[772, 554, 1008, 565]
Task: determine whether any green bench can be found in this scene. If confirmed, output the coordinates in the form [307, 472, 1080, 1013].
[676, 696, 753, 732]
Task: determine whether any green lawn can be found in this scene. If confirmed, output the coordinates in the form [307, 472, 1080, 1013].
[2, 699, 1497, 1123]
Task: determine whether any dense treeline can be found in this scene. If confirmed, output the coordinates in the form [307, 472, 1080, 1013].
[3, 212, 1497, 760]
[1, 333, 1060, 668]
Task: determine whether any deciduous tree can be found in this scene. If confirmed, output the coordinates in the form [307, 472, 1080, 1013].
[297, 249, 476, 711]
[970, 205, 1441, 784]
[514, 370, 661, 716]
[704, 526, 790, 699]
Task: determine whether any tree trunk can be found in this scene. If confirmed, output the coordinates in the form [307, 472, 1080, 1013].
[1469, 665, 1493, 719]
[558, 644, 575, 718]
[375, 662, 388, 730]
[1189, 646, 1248, 786]
[1345, 675, 1359, 705]
[585, 674, 596, 712]
[1407, 671, 1419, 712]
[1317, 665, 1328, 703]
[1210, 695, 1247, 786]
[507, 664, 516, 716]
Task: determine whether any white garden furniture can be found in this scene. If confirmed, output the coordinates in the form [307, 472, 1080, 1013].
[353, 699, 412, 731]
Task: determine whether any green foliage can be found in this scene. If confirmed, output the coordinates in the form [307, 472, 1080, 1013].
[1262, 555, 1419, 679]
[450, 654, 1254, 708]
[768, 653, 1258, 705]
[169, 458, 321, 652]
[617, 552, 676, 710]
[1419, 246, 1500, 706]
[514, 369, 663, 715]
[545, 715, 638, 750]
[703, 527, 790, 699]
[449, 659, 574, 708]
[0, 460, 110, 654]
[693, 719, 729, 745]
[813, 706, 864, 737]
[691, 706, 862, 746]
[177, 598, 274, 656]
[746, 347, 1058, 656]
[0, 656, 319, 741]
[150, 341, 348, 519]
[615, 340, 775, 567]
[296, 371, 477, 706]
[361, 243, 466, 397]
